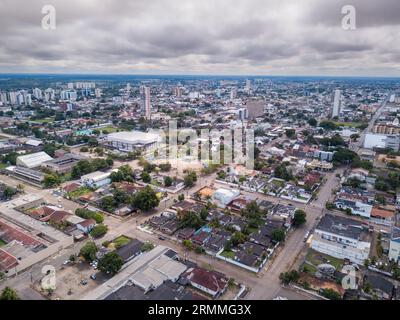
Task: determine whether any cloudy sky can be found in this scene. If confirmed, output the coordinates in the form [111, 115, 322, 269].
[0, 0, 399, 76]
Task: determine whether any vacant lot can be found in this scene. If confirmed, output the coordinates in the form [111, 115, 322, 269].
[36, 262, 109, 300]
[305, 249, 344, 271]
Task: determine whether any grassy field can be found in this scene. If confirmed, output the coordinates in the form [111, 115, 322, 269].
[221, 250, 235, 259]
[31, 117, 55, 124]
[100, 126, 119, 134]
[334, 121, 368, 129]
[113, 235, 132, 249]
[0, 163, 9, 169]
[68, 187, 92, 199]
[305, 248, 344, 270]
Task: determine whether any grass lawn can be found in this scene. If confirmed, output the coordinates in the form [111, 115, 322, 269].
[246, 226, 259, 234]
[100, 126, 119, 134]
[306, 249, 344, 270]
[0, 163, 8, 169]
[334, 121, 368, 129]
[68, 187, 92, 199]
[31, 117, 55, 124]
[221, 250, 235, 259]
[113, 235, 132, 249]
[60, 172, 72, 183]
[0, 239, 7, 247]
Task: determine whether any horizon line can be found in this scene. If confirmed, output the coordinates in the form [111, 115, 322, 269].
[0, 72, 400, 79]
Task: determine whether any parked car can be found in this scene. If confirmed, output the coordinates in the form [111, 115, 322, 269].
[80, 280, 88, 285]
[90, 274, 97, 280]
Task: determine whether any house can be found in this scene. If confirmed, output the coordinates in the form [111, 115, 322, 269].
[191, 231, 211, 246]
[116, 239, 144, 263]
[176, 228, 196, 240]
[235, 251, 260, 269]
[226, 197, 250, 213]
[334, 198, 372, 218]
[204, 234, 229, 254]
[77, 218, 96, 234]
[311, 214, 371, 265]
[62, 182, 82, 194]
[181, 267, 228, 298]
[389, 226, 400, 263]
[160, 218, 180, 235]
[213, 188, 240, 208]
[363, 274, 394, 300]
[370, 207, 395, 223]
[44, 210, 71, 224]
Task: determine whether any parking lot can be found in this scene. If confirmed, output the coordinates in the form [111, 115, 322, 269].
[37, 261, 109, 300]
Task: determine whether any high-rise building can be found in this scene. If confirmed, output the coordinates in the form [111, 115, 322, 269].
[230, 87, 237, 99]
[44, 88, 55, 101]
[238, 108, 248, 121]
[9, 92, 18, 105]
[126, 83, 131, 92]
[60, 90, 77, 101]
[245, 79, 251, 91]
[332, 89, 342, 118]
[33, 88, 42, 100]
[175, 86, 182, 98]
[16, 92, 24, 105]
[67, 83, 74, 89]
[142, 86, 151, 120]
[95, 88, 102, 98]
[0, 92, 8, 104]
[25, 94, 32, 105]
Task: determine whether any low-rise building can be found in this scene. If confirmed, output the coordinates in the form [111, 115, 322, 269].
[81, 171, 112, 188]
[311, 214, 371, 265]
[389, 226, 400, 263]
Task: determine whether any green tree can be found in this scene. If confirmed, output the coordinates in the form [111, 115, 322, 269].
[292, 210, 307, 227]
[2, 186, 17, 199]
[132, 186, 160, 211]
[164, 176, 173, 187]
[79, 241, 98, 261]
[320, 288, 341, 300]
[271, 228, 286, 242]
[43, 174, 61, 188]
[141, 171, 151, 183]
[285, 129, 296, 139]
[279, 270, 300, 285]
[159, 162, 172, 172]
[182, 239, 194, 250]
[141, 242, 154, 252]
[184, 171, 197, 188]
[274, 164, 293, 181]
[231, 232, 246, 245]
[308, 118, 317, 126]
[98, 252, 124, 275]
[90, 224, 108, 238]
[100, 196, 116, 212]
[0, 287, 20, 300]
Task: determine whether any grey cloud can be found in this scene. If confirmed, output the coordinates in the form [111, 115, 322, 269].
[0, 0, 399, 75]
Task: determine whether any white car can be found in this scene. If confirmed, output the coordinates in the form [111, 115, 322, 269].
[63, 260, 70, 265]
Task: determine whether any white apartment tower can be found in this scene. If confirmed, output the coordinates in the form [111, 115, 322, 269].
[142, 86, 151, 120]
[332, 89, 342, 118]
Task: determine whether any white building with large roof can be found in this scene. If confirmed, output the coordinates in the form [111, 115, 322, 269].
[106, 130, 159, 152]
[16, 151, 53, 169]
